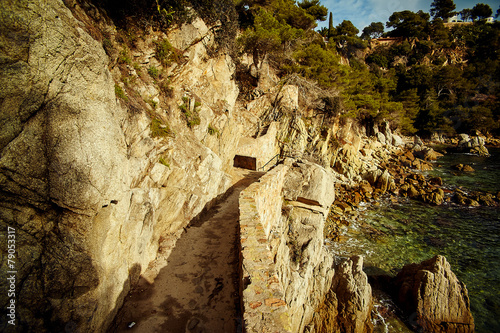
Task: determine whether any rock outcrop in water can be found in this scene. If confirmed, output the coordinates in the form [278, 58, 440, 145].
[331, 256, 373, 333]
[312, 256, 373, 333]
[448, 134, 490, 156]
[394, 255, 474, 333]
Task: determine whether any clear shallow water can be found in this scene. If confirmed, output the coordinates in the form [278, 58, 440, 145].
[329, 148, 500, 332]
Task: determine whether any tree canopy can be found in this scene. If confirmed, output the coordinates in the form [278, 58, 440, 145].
[298, 0, 328, 22]
[471, 3, 493, 21]
[430, 0, 456, 20]
[387, 10, 430, 39]
[361, 22, 384, 40]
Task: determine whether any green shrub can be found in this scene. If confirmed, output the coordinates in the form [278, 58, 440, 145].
[114, 84, 128, 101]
[154, 39, 180, 67]
[103, 38, 113, 55]
[150, 118, 171, 137]
[208, 124, 219, 136]
[159, 156, 170, 168]
[179, 98, 201, 128]
[148, 66, 159, 79]
[118, 48, 131, 64]
[160, 81, 174, 98]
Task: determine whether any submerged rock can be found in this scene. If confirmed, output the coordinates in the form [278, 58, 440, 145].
[453, 164, 475, 172]
[394, 255, 474, 333]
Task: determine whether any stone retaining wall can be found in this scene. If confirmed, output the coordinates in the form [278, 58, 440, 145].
[239, 164, 292, 332]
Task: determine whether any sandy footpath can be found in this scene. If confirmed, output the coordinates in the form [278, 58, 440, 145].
[111, 169, 263, 333]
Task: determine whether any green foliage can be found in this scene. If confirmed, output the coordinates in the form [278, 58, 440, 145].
[460, 8, 473, 22]
[207, 123, 220, 136]
[160, 81, 174, 98]
[397, 89, 420, 134]
[328, 12, 334, 37]
[471, 3, 492, 21]
[270, 0, 317, 30]
[366, 53, 388, 68]
[238, 8, 303, 64]
[430, 19, 452, 48]
[287, 43, 341, 87]
[103, 38, 113, 55]
[114, 84, 128, 101]
[298, 0, 328, 22]
[118, 48, 131, 64]
[159, 156, 170, 168]
[150, 118, 171, 137]
[148, 66, 159, 79]
[456, 105, 496, 134]
[361, 22, 384, 40]
[154, 39, 179, 67]
[336, 20, 359, 38]
[430, 0, 456, 20]
[387, 10, 430, 39]
[179, 98, 201, 128]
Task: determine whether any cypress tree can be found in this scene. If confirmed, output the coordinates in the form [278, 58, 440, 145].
[328, 12, 334, 37]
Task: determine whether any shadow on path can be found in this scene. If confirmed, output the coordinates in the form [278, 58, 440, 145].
[111, 170, 264, 333]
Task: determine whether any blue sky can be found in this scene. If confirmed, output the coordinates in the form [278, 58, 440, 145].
[317, 0, 500, 32]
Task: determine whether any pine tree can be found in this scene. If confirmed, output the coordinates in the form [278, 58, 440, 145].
[430, 0, 456, 20]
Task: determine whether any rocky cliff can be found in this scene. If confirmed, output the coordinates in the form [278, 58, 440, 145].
[0, 1, 476, 332]
[0, 0, 240, 331]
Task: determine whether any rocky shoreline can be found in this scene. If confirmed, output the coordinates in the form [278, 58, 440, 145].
[326, 136, 499, 241]
[319, 133, 499, 332]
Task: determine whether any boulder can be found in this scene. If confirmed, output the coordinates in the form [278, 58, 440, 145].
[412, 159, 433, 171]
[376, 132, 386, 144]
[414, 147, 444, 161]
[423, 188, 445, 205]
[391, 134, 404, 147]
[283, 161, 335, 210]
[330, 256, 373, 333]
[456, 135, 489, 156]
[452, 164, 475, 172]
[429, 177, 443, 186]
[457, 133, 470, 145]
[375, 169, 392, 194]
[394, 255, 474, 333]
[470, 145, 489, 156]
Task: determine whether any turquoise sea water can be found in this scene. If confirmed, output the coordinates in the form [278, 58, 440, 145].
[329, 148, 500, 332]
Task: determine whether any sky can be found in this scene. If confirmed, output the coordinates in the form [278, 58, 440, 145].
[317, 0, 500, 32]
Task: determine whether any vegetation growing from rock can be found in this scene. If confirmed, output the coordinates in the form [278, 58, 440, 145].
[150, 117, 171, 137]
[179, 97, 201, 128]
[114, 83, 127, 100]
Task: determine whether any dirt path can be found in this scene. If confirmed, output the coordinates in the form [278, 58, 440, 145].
[112, 169, 263, 333]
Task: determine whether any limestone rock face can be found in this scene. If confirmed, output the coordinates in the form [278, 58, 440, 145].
[0, 1, 236, 332]
[394, 255, 474, 333]
[330, 256, 373, 333]
[283, 161, 335, 211]
[275, 162, 336, 332]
